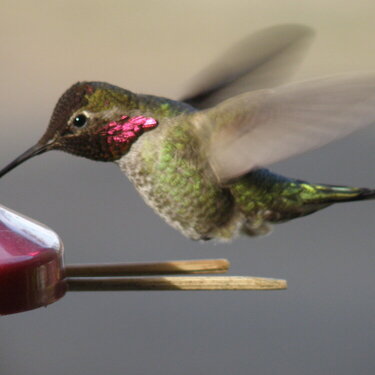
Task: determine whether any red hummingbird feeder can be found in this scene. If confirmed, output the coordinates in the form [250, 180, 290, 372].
[0, 204, 286, 315]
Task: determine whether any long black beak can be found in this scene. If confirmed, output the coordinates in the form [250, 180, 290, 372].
[0, 143, 50, 178]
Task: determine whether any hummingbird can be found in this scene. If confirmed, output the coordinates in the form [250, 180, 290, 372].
[1, 24, 375, 241]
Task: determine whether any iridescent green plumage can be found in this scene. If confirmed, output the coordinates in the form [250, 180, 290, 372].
[115, 101, 375, 240]
[230, 170, 375, 236]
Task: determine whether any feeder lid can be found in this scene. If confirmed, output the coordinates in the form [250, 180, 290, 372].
[0, 204, 66, 315]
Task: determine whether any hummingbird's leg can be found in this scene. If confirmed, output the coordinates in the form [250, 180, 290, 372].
[241, 215, 272, 237]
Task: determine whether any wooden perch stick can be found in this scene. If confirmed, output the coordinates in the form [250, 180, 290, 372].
[67, 276, 287, 291]
[64, 258, 230, 277]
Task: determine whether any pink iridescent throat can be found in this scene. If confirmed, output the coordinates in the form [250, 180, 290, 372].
[101, 115, 158, 145]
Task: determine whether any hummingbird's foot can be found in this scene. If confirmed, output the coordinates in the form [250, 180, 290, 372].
[241, 219, 272, 237]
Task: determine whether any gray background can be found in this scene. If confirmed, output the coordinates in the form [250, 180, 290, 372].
[1, 1, 375, 374]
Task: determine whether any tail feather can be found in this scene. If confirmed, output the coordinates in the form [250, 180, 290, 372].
[310, 185, 375, 204]
[230, 169, 374, 237]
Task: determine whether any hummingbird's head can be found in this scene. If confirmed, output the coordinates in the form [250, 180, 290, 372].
[0, 82, 158, 178]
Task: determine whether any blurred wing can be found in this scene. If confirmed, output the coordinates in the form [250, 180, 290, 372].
[191, 73, 375, 182]
[182, 24, 314, 109]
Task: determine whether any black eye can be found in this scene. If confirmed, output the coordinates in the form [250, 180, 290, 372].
[73, 114, 87, 127]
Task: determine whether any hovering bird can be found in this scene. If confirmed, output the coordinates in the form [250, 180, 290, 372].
[1, 25, 375, 241]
